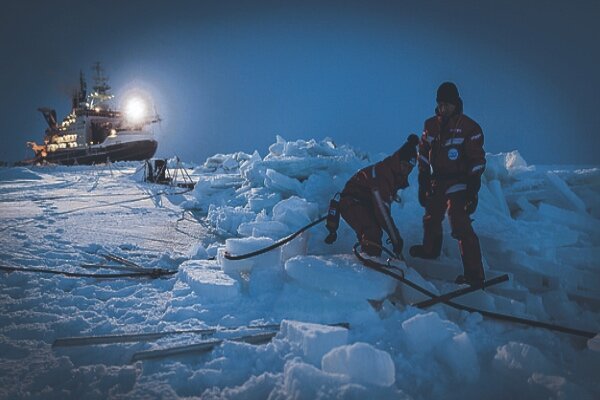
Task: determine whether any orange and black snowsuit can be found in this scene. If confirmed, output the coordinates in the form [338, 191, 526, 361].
[416, 100, 486, 280]
[339, 135, 419, 257]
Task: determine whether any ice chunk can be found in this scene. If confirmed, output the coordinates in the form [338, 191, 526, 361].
[485, 151, 532, 181]
[321, 342, 395, 387]
[586, 334, 600, 352]
[401, 312, 460, 352]
[262, 136, 364, 179]
[504, 150, 532, 175]
[237, 220, 289, 239]
[191, 174, 246, 211]
[261, 157, 356, 181]
[206, 205, 256, 236]
[247, 264, 284, 296]
[538, 203, 600, 235]
[221, 156, 239, 171]
[179, 260, 240, 301]
[492, 342, 557, 379]
[402, 313, 480, 382]
[238, 150, 261, 170]
[246, 190, 282, 213]
[264, 168, 303, 196]
[219, 237, 281, 276]
[515, 196, 537, 214]
[546, 171, 587, 213]
[436, 332, 480, 383]
[278, 320, 348, 365]
[277, 359, 408, 399]
[224, 236, 275, 258]
[302, 172, 342, 207]
[529, 373, 592, 400]
[556, 246, 600, 270]
[272, 196, 320, 231]
[203, 151, 253, 172]
[268, 135, 287, 157]
[278, 360, 351, 399]
[398, 267, 440, 304]
[281, 232, 309, 261]
[187, 243, 208, 259]
[284, 255, 397, 300]
[240, 159, 267, 187]
[267, 136, 338, 159]
[488, 179, 511, 217]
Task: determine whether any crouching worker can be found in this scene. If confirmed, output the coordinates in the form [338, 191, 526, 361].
[327, 134, 419, 258]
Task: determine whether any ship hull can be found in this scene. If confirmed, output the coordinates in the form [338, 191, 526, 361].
[42, 139, 158, 165]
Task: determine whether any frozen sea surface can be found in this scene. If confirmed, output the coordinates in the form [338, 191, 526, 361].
[1, 139, 599, 399]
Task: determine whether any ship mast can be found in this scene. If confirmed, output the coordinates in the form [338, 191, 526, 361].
[72, 70, 87, 110]
[88, 62, 114, 110]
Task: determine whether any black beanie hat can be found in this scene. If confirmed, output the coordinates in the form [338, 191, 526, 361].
[398, 134, 419, 161]
[436, 82, 460, 105]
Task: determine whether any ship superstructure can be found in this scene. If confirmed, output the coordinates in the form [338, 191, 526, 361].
[25, 63, 159, 165]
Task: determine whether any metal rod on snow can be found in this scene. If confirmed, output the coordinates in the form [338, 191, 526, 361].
[353, 242, 597, 339]
[53, 323, 281, 347]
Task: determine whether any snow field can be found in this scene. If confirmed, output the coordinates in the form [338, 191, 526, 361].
[1, 138, 599, 399]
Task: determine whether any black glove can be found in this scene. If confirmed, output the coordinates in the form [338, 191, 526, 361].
[418, 173, 431, 208]
[465, 176, 481, 214]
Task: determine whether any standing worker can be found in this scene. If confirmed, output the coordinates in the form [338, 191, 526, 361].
[327, 134, 419, 258]
[409, 82, 487, 285]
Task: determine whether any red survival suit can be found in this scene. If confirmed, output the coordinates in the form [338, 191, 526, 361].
[412, 99, 487, 282]
[339, 135, 419, 257]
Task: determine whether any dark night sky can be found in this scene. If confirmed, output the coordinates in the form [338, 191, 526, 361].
[1, 0, 598, 165]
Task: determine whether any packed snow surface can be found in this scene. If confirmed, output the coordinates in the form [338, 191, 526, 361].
[1, 137, 599, 399]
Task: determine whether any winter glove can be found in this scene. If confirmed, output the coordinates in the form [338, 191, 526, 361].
[465, 176, 481, 214]
[324, 195, 341, 244]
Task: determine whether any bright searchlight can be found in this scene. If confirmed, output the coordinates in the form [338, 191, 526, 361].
[124, 97, 147, 123]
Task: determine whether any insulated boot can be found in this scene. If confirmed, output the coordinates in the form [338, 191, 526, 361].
[361, 241, 382, 257]
[409, 245, 438, 260]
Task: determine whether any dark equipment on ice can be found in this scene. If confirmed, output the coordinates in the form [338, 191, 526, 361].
[53, 321, 350, 363]
[144, 158, 196, 189]
[324, 193, 341, 244]
[145, 159, 169, 184]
